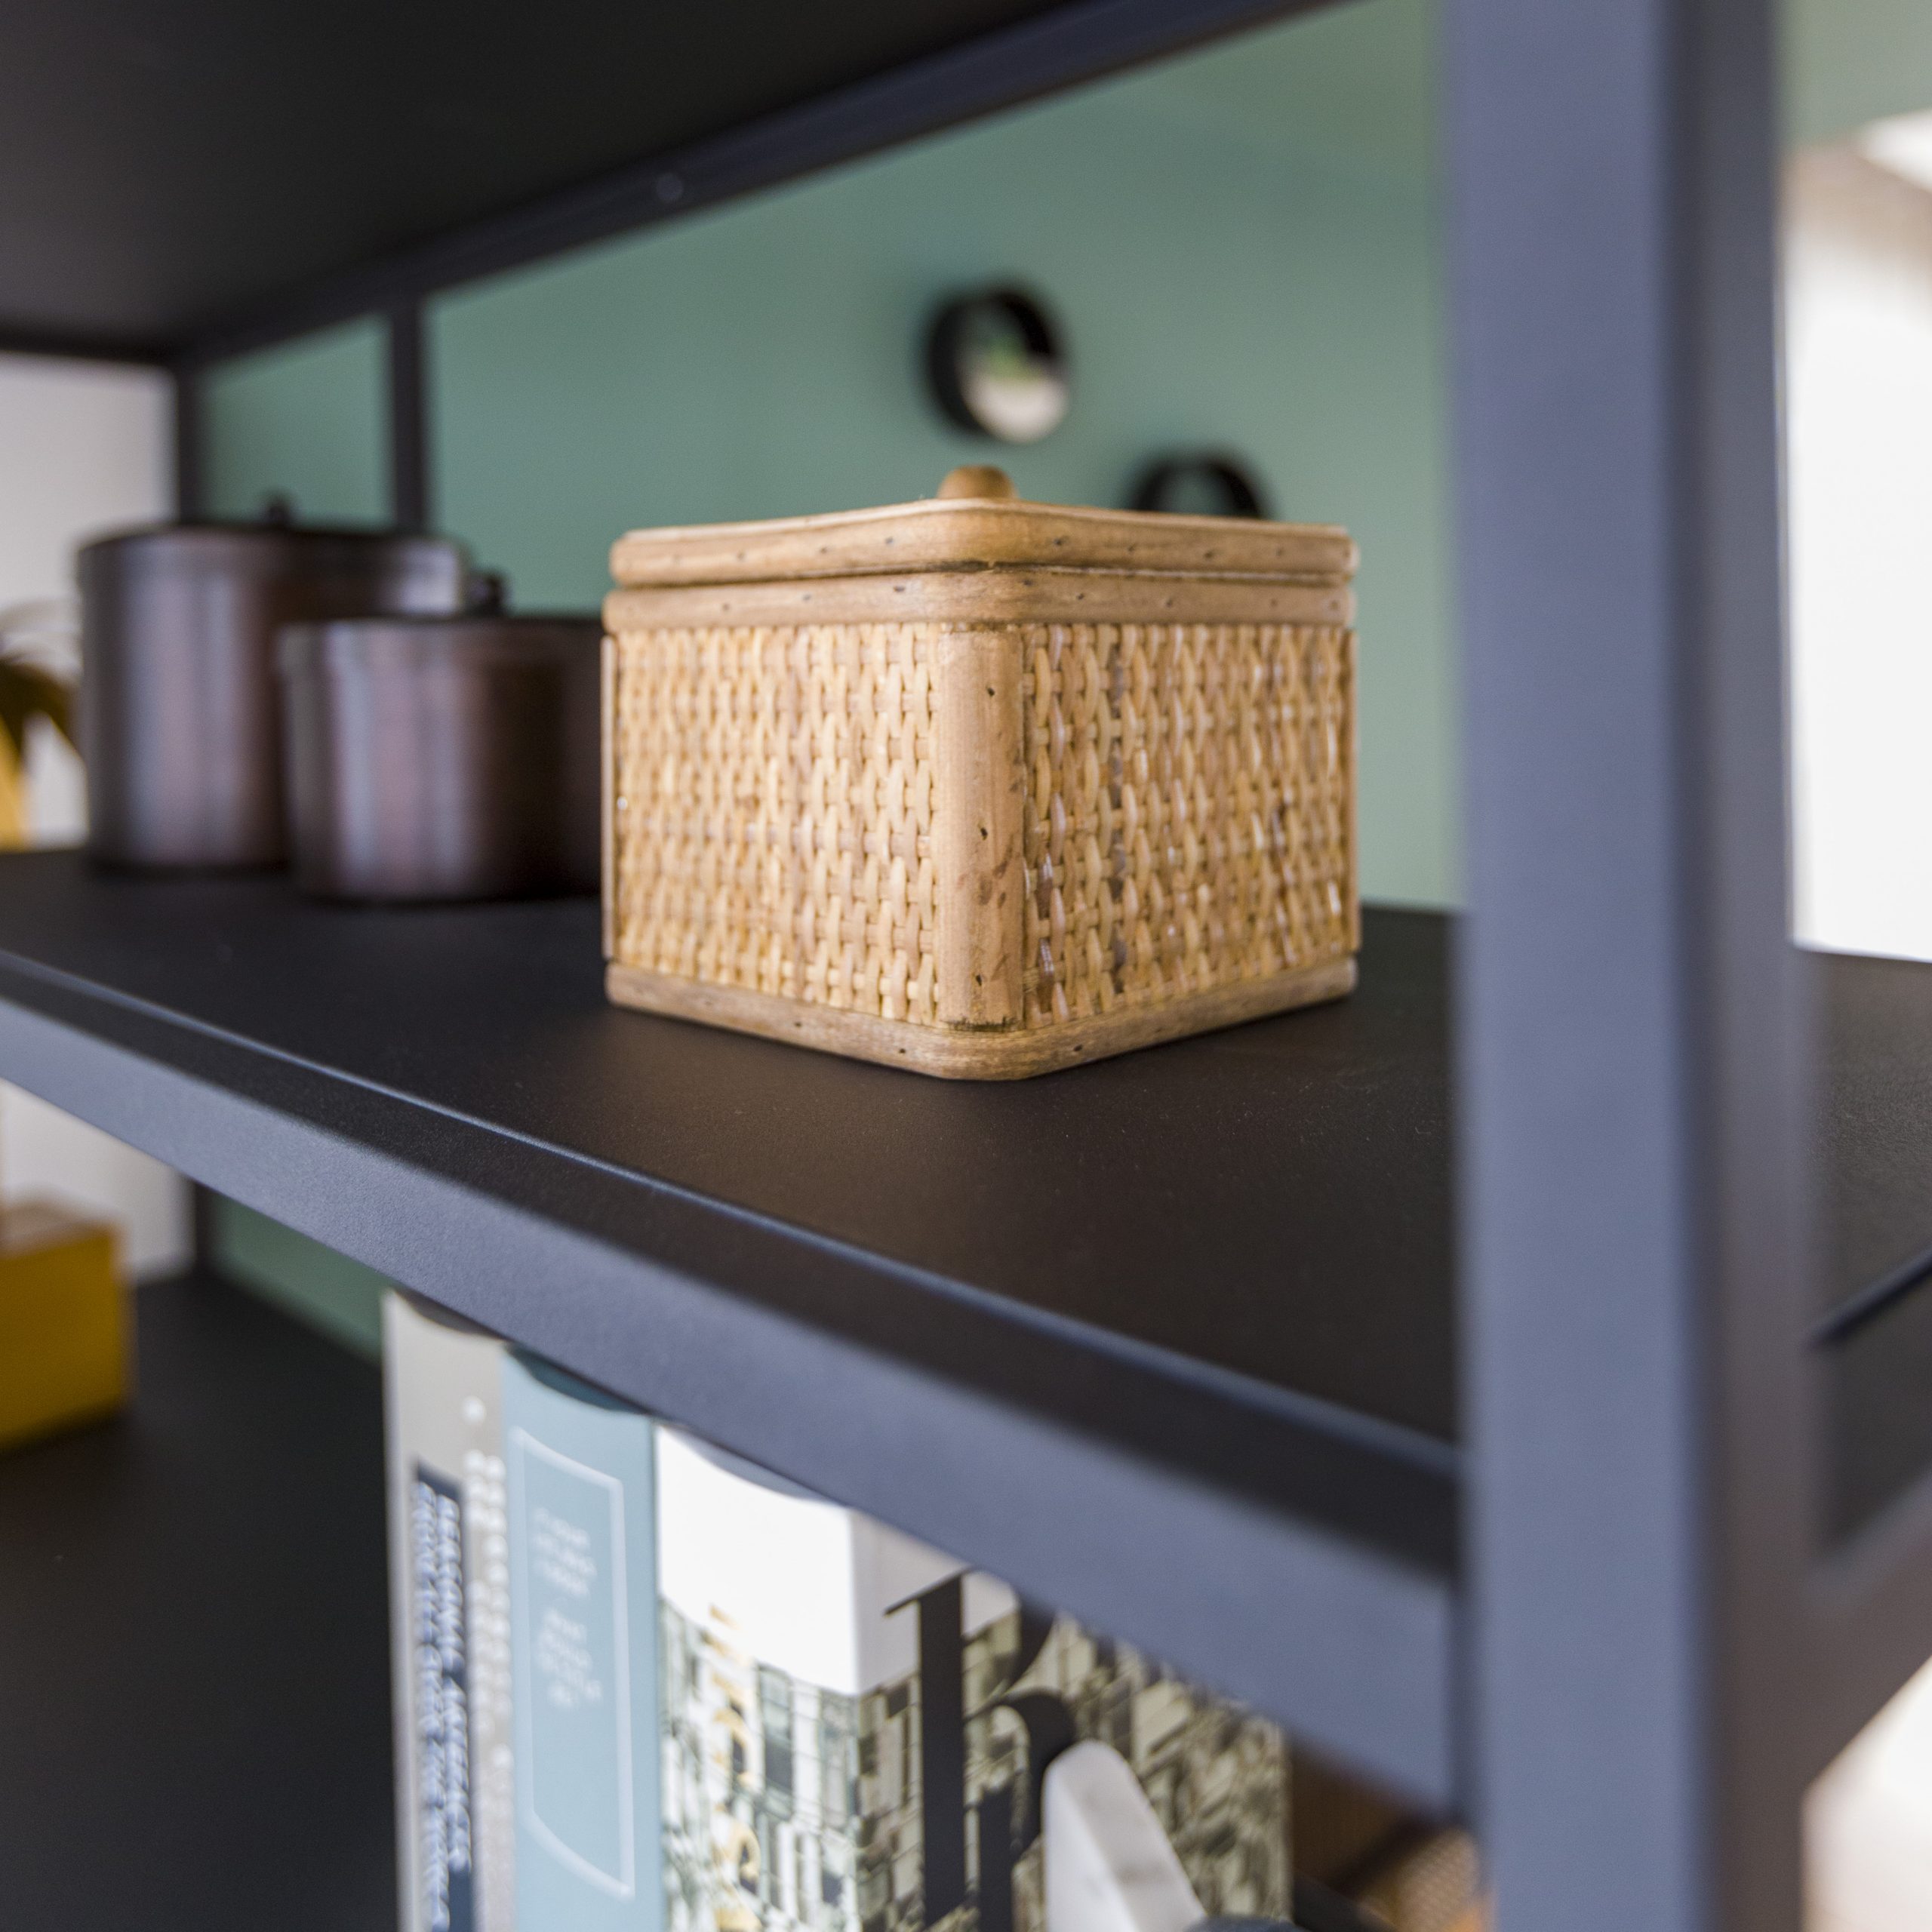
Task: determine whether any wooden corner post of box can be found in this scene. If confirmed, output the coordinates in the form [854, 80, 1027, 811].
[932, 625, 1025, 1033]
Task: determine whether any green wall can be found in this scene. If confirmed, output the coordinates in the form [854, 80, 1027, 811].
[1785, 0, 1932, 144]
[202, 318, 389, 525]
[211, 1198, 388, 1360]
[430, 1, 1451, 907]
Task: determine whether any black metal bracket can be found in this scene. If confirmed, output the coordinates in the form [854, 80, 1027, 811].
[386, 302, 430, 531]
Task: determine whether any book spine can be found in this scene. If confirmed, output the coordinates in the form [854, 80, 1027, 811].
[383, 1292, 515, 1932]
[503, 1354, 660, 1932]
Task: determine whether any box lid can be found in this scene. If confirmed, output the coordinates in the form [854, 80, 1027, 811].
[609, 466, 1357, 589]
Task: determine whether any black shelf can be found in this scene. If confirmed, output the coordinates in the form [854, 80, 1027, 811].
[1, 851, 1928, 1807]
[0, 0, 1310, 361]
[0, 1271, 395, 1930]
[0, 852, 1460, 1802]
[0, 0, 1048, 351]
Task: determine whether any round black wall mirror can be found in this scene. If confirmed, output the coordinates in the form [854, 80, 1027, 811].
[1128, 454, 1270, 518]
[925, 288, 1070, 444]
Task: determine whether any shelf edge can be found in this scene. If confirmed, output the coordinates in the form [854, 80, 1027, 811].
[0, 943, 1460, 1809]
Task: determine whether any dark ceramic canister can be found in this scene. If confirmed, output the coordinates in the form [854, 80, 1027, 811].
[77, 509, 469, 869]
[277, 611, 602, 903]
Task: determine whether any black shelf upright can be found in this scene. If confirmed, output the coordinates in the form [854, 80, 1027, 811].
[1450, 3, 1814, 1928]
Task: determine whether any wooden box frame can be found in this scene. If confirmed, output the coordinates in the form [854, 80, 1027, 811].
[601, 488, 1359, 1079]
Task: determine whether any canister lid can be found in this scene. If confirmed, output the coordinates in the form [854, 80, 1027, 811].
[76, 492, 466, 570]
[609, 466, 1356, 589]
[76, 520, 465, 574]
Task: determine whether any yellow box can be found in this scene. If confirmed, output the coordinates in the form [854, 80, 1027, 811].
[0, 1200, 128, 1451]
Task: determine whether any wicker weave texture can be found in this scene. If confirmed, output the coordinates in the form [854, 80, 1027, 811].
[1020, 621, 1355, 1026]
[609, 617, 1355, 1035]
[611, 623, 944, 1023]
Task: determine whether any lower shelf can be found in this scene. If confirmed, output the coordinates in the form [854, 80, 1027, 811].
[0, 1271, 395, 1930]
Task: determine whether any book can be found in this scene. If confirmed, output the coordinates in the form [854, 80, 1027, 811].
[655, 1426, 1291, 1932]
[384, 1292, 517, 1932]
[388, 1315, 1296, 1932]
[503, 1351, 661, 1932]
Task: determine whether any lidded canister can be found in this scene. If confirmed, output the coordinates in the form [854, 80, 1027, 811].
[277, 597, 601, 903]
[77, 501, 469, 869]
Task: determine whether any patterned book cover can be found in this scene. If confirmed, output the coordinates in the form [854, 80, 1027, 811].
[503, 1352, 662, 1932]
[656, 1428, 1290, 1932]
[383, 1293, 517, 1932]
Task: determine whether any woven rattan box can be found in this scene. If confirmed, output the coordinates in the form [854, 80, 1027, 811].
[602, 466, 1358, 1079]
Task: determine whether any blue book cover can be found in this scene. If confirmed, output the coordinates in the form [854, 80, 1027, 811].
[503, 1352, 660, 1932]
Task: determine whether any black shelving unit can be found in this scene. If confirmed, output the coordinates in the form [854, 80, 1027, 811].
[4, 2, 1930, 1927]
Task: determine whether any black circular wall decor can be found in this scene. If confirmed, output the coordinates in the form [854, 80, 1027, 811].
[1128, 454, 1271, 518]
[925, 288, 1070, 444]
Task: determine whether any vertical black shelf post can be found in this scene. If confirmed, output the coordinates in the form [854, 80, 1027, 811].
[1449, 0, 1815, 1927]
[172, 361, 204, 519]
[387, 299, 431, 531]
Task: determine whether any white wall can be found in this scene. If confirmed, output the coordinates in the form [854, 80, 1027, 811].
[0, 350, 190, 1278]
[1787, 146, 1932, 961]
[0, 352, 172, 841]
[1810, 1654, 1932, 1932]
[1784, 140, 1932, 1927]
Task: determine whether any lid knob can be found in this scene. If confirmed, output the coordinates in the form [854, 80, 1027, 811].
[466, 568, 509, 615]
[936, 465, 1017, 501]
